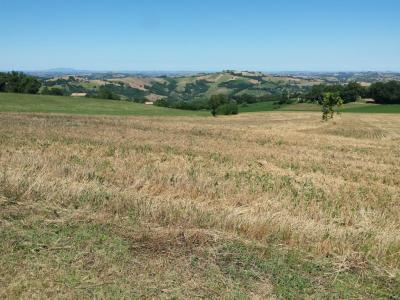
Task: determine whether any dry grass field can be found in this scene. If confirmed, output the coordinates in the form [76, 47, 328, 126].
[1, 112, 399, 299]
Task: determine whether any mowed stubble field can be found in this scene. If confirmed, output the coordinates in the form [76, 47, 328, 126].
[1, 112, 399, 298]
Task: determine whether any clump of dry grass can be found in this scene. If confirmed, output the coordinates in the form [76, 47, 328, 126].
[1, 112, 399, 298]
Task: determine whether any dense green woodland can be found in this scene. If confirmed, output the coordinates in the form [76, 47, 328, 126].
[0, 72, 41, 94]
[306, 81, 400, 104]
[369, 81, 400, 104]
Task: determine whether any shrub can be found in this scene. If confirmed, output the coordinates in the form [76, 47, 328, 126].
[41, 87, 65, 96]
[154, 99, 168, 107]
[216, 101, 239, 115]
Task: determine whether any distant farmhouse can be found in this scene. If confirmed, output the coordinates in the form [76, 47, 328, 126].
[71, 93, 87, 97]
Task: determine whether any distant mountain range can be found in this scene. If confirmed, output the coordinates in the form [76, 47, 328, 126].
[25, 68, 204, 78]
[23, 68, 400, 78]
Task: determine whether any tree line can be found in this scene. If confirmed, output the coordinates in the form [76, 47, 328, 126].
[0, 72, 41, 94]
[306, 81, 400, 104]
[369, 81, 400, 104]
[154, 94, 239, 116]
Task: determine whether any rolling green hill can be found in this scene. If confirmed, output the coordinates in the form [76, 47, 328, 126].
[0, 93, 207, 116]
[41, 71, 321, 103]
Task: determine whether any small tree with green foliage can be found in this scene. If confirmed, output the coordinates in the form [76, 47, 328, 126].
[320, 92, 343, 121]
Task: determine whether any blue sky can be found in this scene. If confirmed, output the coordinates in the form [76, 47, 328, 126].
[1, 0, 399, 71]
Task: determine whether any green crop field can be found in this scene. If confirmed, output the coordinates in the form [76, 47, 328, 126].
[241, 101, 400, 113]
[2, 93, 400, 121]
[0, 93, 207, 116]
[340, 103, 400, 113]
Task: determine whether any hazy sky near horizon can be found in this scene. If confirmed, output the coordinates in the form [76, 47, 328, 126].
[1, 0, 400, 71]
